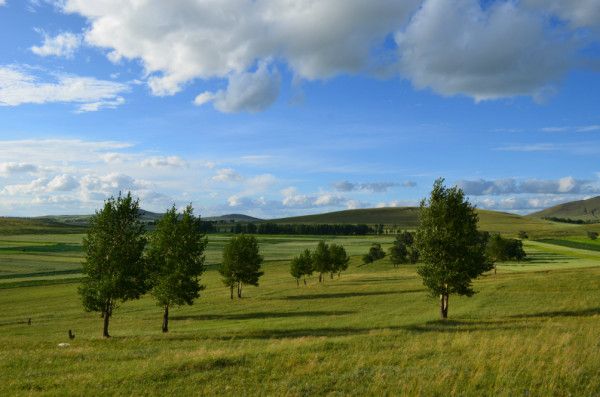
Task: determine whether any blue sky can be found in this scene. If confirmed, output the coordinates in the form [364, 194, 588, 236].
[1, 0, 600, 217]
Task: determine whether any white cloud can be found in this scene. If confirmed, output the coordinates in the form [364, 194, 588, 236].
[457, 177, 600, 196]
[212, 168, 243, 183]
[31, 31, 82, 58]
[46, 174, 79, 191]
[52, 0, 600, 111]
[60, 0, 419, 110]
[541, 125, 600, 133]
[0, 66, 128, 111]
[395, 0, 572, 101]
[0, 162, 38, 176]
[0, 1, 6, 6]
[140, 156, 187, 168]
[523, 0, 600, 29]
[333, 180, 403, 193]
[195, 63, 281, 113]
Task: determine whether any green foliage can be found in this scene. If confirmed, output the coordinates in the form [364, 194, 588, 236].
[389, 231, 419, 266]
[486, 234, 526, 263]
[362, 243, 386, 265]
[78, 192, 147, 337]
[290, 249, 313, 285]
[312, 241, 331, 282]
[415, 179, 492, 318]
[329, 243, 350, 278]
[147, 205, 207, 331]
[219, 235, 264, 298]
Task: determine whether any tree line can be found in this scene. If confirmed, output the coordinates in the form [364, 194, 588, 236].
[290, 241, 350, 285]
[81, 179, 529, 337]
[80, 194, 265, 337]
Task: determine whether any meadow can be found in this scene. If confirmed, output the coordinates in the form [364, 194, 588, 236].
[0, 229, 599, 395]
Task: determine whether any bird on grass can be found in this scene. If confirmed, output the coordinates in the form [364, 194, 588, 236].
[68, 329, 75, 340]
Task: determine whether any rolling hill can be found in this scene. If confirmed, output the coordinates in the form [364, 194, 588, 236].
[267, 207, 571, 236]
[0, 217, 86, 235]
[529, 196, 600, 222]
[204, 214, 263, 222]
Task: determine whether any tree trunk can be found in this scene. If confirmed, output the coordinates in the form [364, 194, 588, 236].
[330, 272, 334, 279]
[439, 294, 449, 319]
[102, 305, 110, 338]
[319, 273, 322, 283]
[237, 282, 242, 298]
[494, 264, 497, 275]
[162, 304, 169, 333]
[296, 278, 299, 287]
[230, 285, 234, 300]
[303, 277, 307, 286]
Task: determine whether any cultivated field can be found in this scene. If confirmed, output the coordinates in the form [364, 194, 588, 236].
[0, 229, 599, 395]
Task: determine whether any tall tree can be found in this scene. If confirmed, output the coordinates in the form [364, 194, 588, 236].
[147, 205, 207, 333]
[220, 235, 264, 299]
[79, 193, 147, 338]
[312, 241, 331, 283]
[415, 179, 492, 319]
[329, 243, 350, 278]
[290, 249, 313, 286]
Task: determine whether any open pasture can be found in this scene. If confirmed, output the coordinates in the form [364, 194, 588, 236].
[0, 233, 599, 395]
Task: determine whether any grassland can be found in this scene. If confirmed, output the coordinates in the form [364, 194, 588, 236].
[0, 231, 599, 395]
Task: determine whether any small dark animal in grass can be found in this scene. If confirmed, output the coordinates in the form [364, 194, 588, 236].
[27, 318, 31, 325]
[68, 330, 75, 340]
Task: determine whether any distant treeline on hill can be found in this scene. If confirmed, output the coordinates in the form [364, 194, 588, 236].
[199, 221, 391, 235]
[543, 217, 599, 225]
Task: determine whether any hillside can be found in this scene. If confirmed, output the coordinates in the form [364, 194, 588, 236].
[529, 196, 600, 222]
[204, 214, 263, 223]
[0, 217, 86, 235]
[268, 206, 582, 236]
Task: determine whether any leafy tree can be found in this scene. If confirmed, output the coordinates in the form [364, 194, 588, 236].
[486, 234, 527, 274]
[312, 241, 331, 283]
[79, 193, 147, 338]
[147, 205, 207, 333]
[415, 179, 492, 319]
[219, 235, 264, 299]
[588, 231, 598, 240]
[290, 249, 313, 286]
[329, 243, 350, 278]
[362, 253, 375, 265]
[389, 231, 419, 266]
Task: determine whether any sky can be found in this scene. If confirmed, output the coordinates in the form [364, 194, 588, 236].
[0, 0, 600, 218]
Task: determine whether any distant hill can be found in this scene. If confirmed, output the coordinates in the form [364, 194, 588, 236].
[37, 209, 163, 226]
[204, 214, 263, 223]
[0, 217, 86, 235]
[268, 206, 571, 236]
[529, 196, 600, 222]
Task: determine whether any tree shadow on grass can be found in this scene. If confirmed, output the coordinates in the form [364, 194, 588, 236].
[146, 356, 246, 382]
[171, 310, 355, 321]
[282, 289, 424, 300]
[507, 307, 600, 319]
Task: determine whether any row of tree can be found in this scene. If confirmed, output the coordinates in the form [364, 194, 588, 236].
[80, 194, 265, 337]
[290, 241, 350, 285]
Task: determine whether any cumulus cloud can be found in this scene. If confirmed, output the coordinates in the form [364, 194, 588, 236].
[51, 0, 600, 110]
[523, 0, 600, 29]
[212, 168, 243, 183]
[0, 162, 38, 176]
[333, 180, 416, 193]
[195, 63, 281, 113]
[31, 31, 82, 58]
[395, 0, 572, 102]
[457, 177, 600, 196]
[0, 66, 128, 111]
[140, 156, 187, 168]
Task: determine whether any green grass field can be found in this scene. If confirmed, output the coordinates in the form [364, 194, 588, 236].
[0, 231, 599, 395]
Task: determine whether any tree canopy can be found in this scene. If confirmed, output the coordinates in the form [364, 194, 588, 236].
[415, 179, 492, 319]
[147, 205, 207, 332]
[79, 192, 147, 337]
[220, 235, 264, 299]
